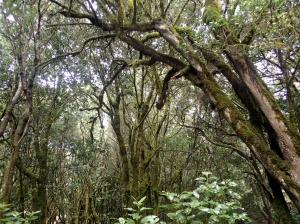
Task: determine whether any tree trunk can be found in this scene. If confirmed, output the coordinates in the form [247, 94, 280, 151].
[268, 174, 295, 223]
[32, 126, 51, 224]
[0, 108, 31, 203]
[111, 97, 131, 204]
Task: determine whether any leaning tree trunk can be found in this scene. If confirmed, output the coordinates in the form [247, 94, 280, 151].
[201, 0, 300, 212]
[0, 80, 33, 203]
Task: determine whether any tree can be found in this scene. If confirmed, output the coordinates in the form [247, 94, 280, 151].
[0, 0, 99, 222]
[0, 0, 43, 203]
[47, 0, 300, 222]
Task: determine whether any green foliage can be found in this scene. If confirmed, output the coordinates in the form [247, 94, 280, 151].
[117, 173, 250, 224]
[162, 172, 251, 223]
[115, 196, 162, 224]
[0, 203, 40, 224]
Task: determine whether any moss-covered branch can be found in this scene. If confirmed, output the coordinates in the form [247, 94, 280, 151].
[241, 2, 271, 44]
[16, 158, 37, 181]
[120, 32, 186, 70]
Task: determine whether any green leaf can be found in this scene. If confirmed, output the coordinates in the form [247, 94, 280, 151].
[195, 177, 206, 182]
[175, 212, 187, 223]
[189, 200, 201, 208]
[186, 214, 196, 221]
[124, 207, 136, 212]
[190, 221, 202, 224]
[180, 192, 191, 200]
[199, 207, 209, 212]
[209, 215, 219, 222]
[14, 221, 23, 224]
[166, 212, 177, 220]
[129, 213, 141, 220]
[126, 218, 136, 224]
[208, 176, 219, 181]
[184, 207, 192, 214]
[140, 215, 160, 223]
[5, 211, 21, 217]
[165, 192, 178, 201]
[192, 190, 200, 199]
[140, 207, 152, 212]
[201, 171, 212, 176]
[228, 181, 237, 187]
[118, 217, 125, 224]
[138, 196, 147, 204]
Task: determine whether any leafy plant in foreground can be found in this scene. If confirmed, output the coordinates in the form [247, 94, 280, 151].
[116, 172, 251, 223]
[116, 196, 162, 224]
[161, 172, 251, 223]
[0, 203, 40, 224]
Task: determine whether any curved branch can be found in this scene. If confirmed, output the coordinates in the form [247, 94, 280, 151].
[37, 34, 115, 69]
[156, 68, 176, 109]
[120, 33, 185, 70]
[154, 19, 204, 74]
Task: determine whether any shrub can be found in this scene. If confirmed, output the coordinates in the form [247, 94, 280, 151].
[116, 172, 251, 224]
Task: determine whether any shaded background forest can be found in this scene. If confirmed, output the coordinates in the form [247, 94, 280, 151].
[0, 0, 300, 223]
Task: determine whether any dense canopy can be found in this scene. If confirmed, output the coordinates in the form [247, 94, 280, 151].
[0, 0, 300, 223]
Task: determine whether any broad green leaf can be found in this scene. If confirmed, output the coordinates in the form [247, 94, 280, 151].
[118, 217, 125, 224]
[129, 213, 141, 220]
[192, 190, 200, 199]
[140, 215, 159, 223]
[180, 192, 191, 200]
[138, 196, 147, 204]
[126, 218, 136, 224]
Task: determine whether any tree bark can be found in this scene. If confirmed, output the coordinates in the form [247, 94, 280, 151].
[0, 107, 31, 203]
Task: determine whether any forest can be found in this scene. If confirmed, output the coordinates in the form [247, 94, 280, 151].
[0, 0, 300, 223]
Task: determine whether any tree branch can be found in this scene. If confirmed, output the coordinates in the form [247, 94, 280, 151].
[37, 34, 115, 69]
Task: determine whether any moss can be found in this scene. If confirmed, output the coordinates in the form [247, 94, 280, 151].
[130, 173, 148, 198]
[140, 31, 160, 42]
[203, 2, 221, 24]
[203, 77, 240, 114]
[226, 48, 300, 158]
[270, 157, 290, 172]
[166, 23, 185, 46]
[203, 77, 258, 145]
[116, 0, 126, 24]
[289, 126, 300, 156]
[174, 26, 194, 37]
[242, 28, 256, 44]
[201, 72, 293, 173]
[127, 0, 133, 12]
[284, 176, 300, 192]
[254, 67, 300, 155]
[202, 0, 234, 42]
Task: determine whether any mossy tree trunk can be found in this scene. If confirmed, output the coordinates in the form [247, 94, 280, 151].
[106, 66, 163, 206]
[200, 0, 300, 214]
[0, 51, 36, 205]
[0, 0, 42, 204]
[108, 78, 131, 205]
[14, 82, 67, 224]
[32, 125, 50, 224]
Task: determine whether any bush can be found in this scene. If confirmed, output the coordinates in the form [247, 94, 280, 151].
[116, 172, 251, 224]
